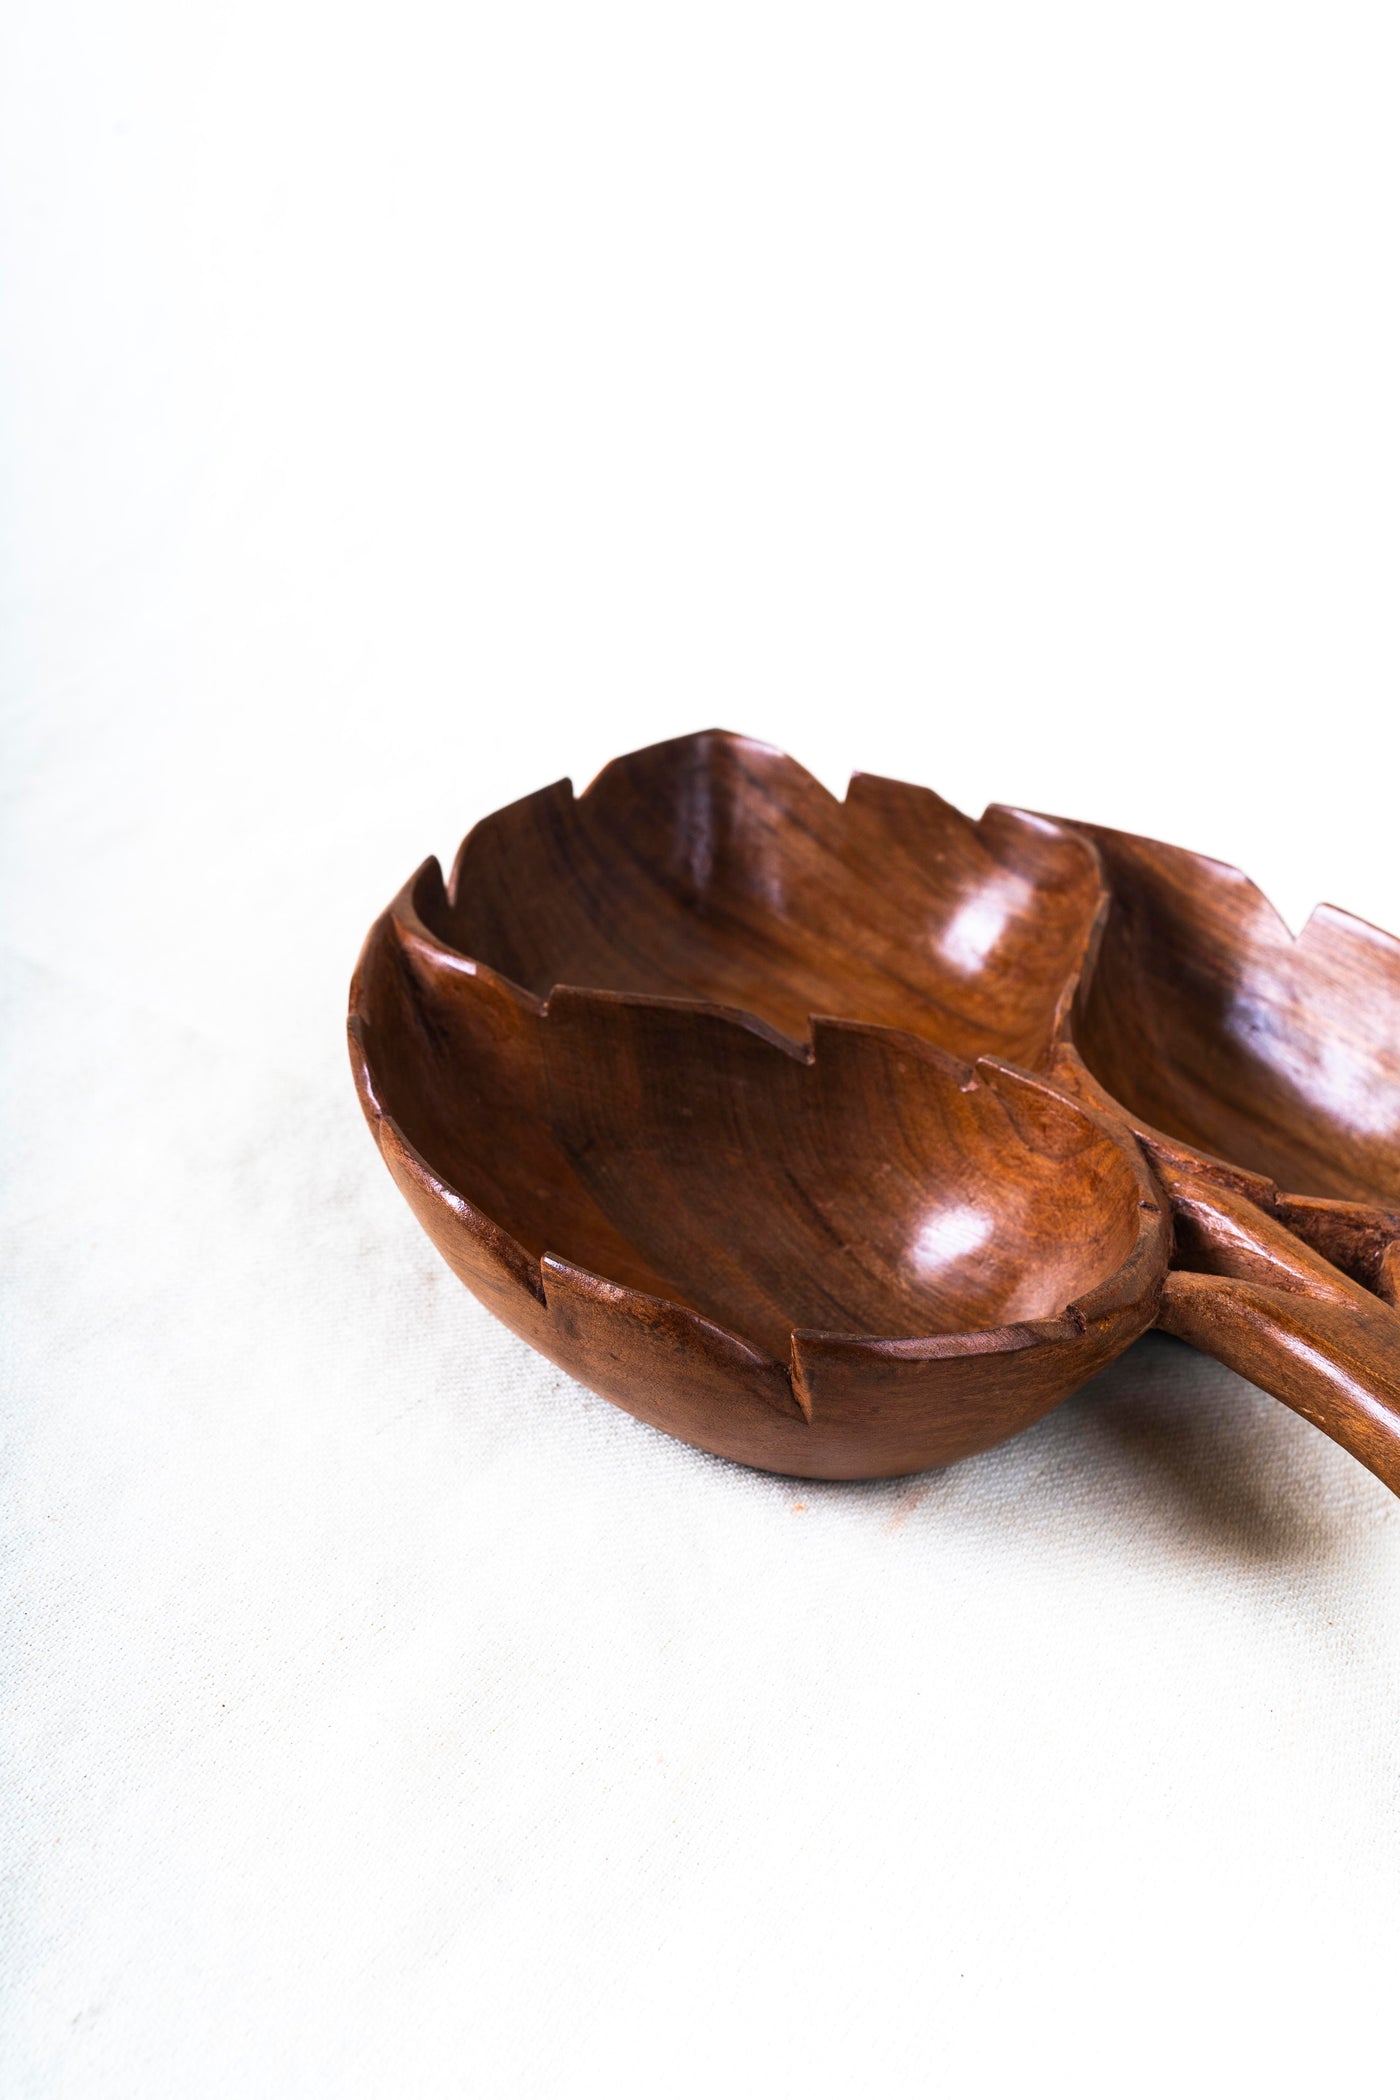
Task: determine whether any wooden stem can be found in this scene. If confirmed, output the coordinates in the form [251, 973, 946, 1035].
[1154, 1165, 1400, 1496]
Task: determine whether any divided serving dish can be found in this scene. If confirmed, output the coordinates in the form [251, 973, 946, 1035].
[349, 732, 1400, 1487]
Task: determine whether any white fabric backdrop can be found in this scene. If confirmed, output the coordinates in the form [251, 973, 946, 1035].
[4, 4, 1400, 2094]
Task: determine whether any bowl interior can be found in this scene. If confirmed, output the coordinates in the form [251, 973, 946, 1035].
[1073, 828, 1400, 1207]
[416, 731, 1102, 1069]
[359, 935, 1146, 1362]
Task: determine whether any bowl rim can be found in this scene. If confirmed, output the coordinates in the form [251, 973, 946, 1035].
[349, 897, 1171, 1394]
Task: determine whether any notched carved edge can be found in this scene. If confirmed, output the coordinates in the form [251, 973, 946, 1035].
[420, 731, 1105, 1015]
[348, 918, 1169, 1438]
[1065, 817, 1400, 969]
[1044, 816, 1400, 1286]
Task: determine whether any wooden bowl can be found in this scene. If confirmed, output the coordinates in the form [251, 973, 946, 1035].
[1053, 820, 1400, 1299]
[411, 727, 1102, 1066]
[350, 730, 1400, 1492]
[349, 918, 1165, 1477]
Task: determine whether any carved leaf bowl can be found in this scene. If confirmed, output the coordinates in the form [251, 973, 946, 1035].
[409, 729, 1103, 1066]
[1055, 820, 1400, 1299]
[350, 924, 1165, 1477]
[351, 731, 1400, 1492]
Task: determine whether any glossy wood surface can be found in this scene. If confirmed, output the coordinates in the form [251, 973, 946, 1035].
[1152, 1162, 1400, 1492]
[1050, 816, 1400, 1349]
[1064, 821, 1400, 1208]
[350, 729, 1400, 1490]
[417, 730, 1102, 1066]
[350, 900, 1165, 1478]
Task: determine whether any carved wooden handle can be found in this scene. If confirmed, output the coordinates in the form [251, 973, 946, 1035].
[1153, 1166, 1400, 1495]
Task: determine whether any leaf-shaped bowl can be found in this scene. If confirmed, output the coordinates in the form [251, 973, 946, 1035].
[348, 905, 1165, 1478]
[350, 730, 1400, 1493]
[1054, 820, 1400, 1299]
[412, 728, 1103, 1066]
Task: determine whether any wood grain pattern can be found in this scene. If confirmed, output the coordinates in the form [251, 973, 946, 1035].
[1064, 823, 1400, 1205]
[416, 729, 1103, 1065]
[1153, 1162, 1400, 1494]
[1052, 819, 1400, 1299]
[349, 893, 1166, 1478]
[350, 728, 1400, 1490]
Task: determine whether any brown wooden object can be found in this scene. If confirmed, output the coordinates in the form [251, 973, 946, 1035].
[349, 731, 1400, 1490]
[1053, 820, 1400, 1300]
[350, 931, 1166, 1478]
[413, 729, 1102, 1067]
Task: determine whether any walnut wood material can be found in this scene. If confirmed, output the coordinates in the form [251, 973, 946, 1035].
[350, 902, 1166, 1479]
[1063, 823, 1400, 1208]
[350, 729, 1400, 1490]
[1050, 821, 1400, 1300]
[1154, 1162, 1400, 1495]
[415, 729, 1103, 1066]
